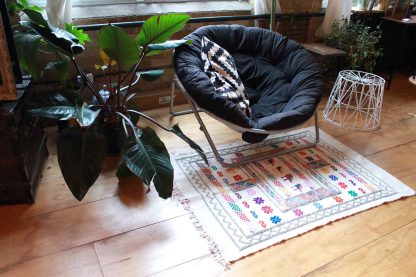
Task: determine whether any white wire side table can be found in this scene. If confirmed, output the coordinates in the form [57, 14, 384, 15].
[323, 70, 385, 131]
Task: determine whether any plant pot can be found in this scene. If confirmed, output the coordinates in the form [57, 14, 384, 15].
[102, 124, 126, 155]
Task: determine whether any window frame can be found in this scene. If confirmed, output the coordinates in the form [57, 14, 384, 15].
[30, 0, 234, 7]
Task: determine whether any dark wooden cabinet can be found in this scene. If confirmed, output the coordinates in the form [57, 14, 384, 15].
[0, 78, 48, 204]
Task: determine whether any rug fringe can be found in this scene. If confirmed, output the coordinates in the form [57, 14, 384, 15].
[172, 187, 231, 270]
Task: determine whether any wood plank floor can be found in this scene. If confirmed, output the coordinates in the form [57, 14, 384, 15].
[0, 74, 415, 277]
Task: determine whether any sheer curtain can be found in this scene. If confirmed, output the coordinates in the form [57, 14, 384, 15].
[253, 0, 281, 28]
[316, 0, 353, 38]
[46, 0, 72, 27]
[253, 0, 281, 15]
[254, 0, 282, 14]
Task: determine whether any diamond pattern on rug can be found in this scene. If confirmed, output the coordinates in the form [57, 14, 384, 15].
[173, 128, 415, 264]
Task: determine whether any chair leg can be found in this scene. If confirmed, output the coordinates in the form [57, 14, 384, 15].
[189, 102, 321, 168]
[172, 73, 321, 167]
[169, 79, 200, 117]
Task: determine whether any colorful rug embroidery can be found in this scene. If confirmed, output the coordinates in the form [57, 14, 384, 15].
[173, 127, 415, 265]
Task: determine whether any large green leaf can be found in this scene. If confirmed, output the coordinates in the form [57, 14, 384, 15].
[148, 39, 191, 51]
[121, 127, 174, 199]
[21, 21, 84, 55]
[65, 23, 91, 45]
[57, 126, 107, 201]
[136, 69, 165, 82]
[13, 30, 41, 79]
[74, 104, 101, 127]
[26, 106, 76, 120]
[49, 24, 84, 54]
[98, 25, 140, 69]
[136, 14, 190, 47]
[23, 8, 48, 27]
[26, 102, 98, 127]
[146, 39, 191, 56]
[20, 10, 84, 56]
[171, 124, 208, 164]
[8, 0, 43, 13]
[116, 162, 136, 179]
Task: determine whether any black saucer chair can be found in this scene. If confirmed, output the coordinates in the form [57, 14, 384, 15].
[171, 25, 323, 167]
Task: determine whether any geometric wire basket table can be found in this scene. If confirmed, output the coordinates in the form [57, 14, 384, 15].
[323, 70, 386, 131]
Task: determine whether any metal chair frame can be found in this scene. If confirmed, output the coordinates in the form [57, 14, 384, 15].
[170, 74, 320, 167]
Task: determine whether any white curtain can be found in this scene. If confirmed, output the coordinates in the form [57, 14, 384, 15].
[47, 0, 73, 28]
[316, 0, 353, 38]
[253, 0, 282, 15]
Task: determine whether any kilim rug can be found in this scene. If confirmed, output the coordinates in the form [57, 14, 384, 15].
[172, 127, 415, 266]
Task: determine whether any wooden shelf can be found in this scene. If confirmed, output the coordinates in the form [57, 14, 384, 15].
[0, 78, 49, 204]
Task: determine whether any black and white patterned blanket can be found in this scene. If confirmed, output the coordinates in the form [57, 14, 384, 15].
[201, 36, 251, 117]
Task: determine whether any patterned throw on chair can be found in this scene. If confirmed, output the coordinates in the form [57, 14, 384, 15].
[173, 127, 415, 266]
[201, 36, 251, 117]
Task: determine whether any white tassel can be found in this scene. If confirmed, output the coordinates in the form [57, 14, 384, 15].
[172, 187, 231, 270]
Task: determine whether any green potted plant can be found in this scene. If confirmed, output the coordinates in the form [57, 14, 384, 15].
[8, 0, 84, 88]
[326, 19, 383, 73]
[10, 2, 207, 201]
[8, 0, 90, 132]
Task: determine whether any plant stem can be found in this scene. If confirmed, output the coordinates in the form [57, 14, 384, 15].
[120, 64, 136, 85]
[117, 112, 141, 138]
[106, 64, 112, 101]
[107, 62, 113, 108]
[127, 110, 171, 132]
[122, 50, 146, 106]
[117, 64, 122, 109]
[117, 112, 159, 192]
[270, 0, 276, 31]
[71, 58, 106, 106]
[120, 74, 141, 98]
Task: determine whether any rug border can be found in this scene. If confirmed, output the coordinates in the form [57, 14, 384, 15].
[172, 126, 415, 263]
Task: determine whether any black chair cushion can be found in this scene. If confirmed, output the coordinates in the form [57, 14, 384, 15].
[174, 24, 323, 132]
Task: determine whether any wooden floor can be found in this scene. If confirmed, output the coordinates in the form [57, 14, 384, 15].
[0, 74, 415, 277]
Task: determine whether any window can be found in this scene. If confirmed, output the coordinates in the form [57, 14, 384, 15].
[30, 0, 231, 7]
[29, 0, 251, 20]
